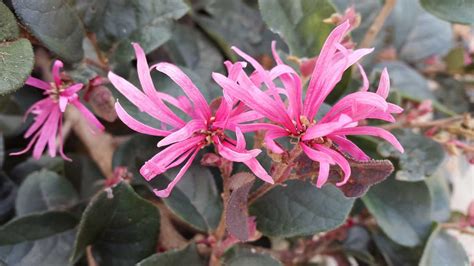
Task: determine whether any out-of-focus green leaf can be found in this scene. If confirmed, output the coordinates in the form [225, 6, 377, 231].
[15, 169, 79, 216]
[13, 0, 84, 63]
[0, 211, 78, 245]
[258, 0, 336, 57]
[433, 76, 471, 114]
[153, 164, 222, 232]
[137, 243, 206, 266]
[64, 154, 105, 201]
[374, 61, 434, 101]
[342, 226, 376, 265]
[0, 229, 76, 266]
[0, 2, 19, 41]
[378, 129, 445, 182]
[419, 226, 470, 266]
[78, 0, 188, 63]
[420, 0, 474, 25]
[10, 156, 64, 182]
[426, 172, 451, 223]
[372, 229, 423, 266]
[388, 0, 452, 63]
[250, 180, 354, 237]
[222, 246, 282, 266]
[0, 172, 16, 223]
[71, 182, 160, 265]
[0, 134, 4, 168]
[363, 177, 432, 247]
[0, 39, 34, 95]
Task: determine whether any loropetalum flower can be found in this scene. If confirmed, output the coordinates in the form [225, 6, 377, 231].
[108, 43, 272, 197]
[11, 60, 104, 161]
[213, 21, 404, 188]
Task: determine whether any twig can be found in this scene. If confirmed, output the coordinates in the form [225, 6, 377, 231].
[381, 115, 464, 130]
[442, 223, 474, 236]
[359, 0, 397, 49]
[86, 246, 98, 266]
[64, 107, 116, 178]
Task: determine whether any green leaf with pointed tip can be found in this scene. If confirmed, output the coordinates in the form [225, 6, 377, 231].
[420, 0, 474, 25]
[377, 129, 445, 182]
[222, 246, 282, 266]
[71, 182, 160, 266]
[419, 226, 470, 266]
[0, 2, 19, 41]
[258, 0, 336, 57]
[0, 39, 34, 95]
[153, 164, 222, 232]
[0, 211, 78, 246]
[362, 177, 432, 247]
[250, 180, 354, 237]
[137, 243, 206, 266]
[15, 169, 79, 216]
[12, 0, 84, 63]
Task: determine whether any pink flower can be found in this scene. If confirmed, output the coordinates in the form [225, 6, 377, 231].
[11, 60, 104, 161]
[212, 21, 404, 188]
[108, 43, 272, 198]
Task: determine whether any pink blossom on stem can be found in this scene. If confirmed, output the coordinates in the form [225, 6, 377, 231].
[108, 43, 272, 198]
[213, 21, 404, 188]
[11, 60, 104, 161]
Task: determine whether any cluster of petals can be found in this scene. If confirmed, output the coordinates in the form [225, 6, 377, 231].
[11, 60, 104, 161]
[108, 44, 273, 197]
[212, 20, 404, 188]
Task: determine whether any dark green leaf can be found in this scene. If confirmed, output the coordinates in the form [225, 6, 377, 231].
[0, 211, 78, 245]
[10, 156, 64, 181]
[250, 180, 354, 237]
[433, 76, 471, 114]
[79, 0, 188, 62]
[71, 182, 160, 265]
[15, 169, 79, 216]
[419, 226, 470, 266]
[0, 2, 19, 41]
[64, 154, 105, 201]
[258, 0, 336, 57]
[137, 243, 206, 266]
[362, 177, 432, 247]
[155, 164, 222, 232]
[222, 246, 282, 266]
[421, 0, 474, 24]
[0, 229, 76, 266]
[0, 172, 16, 223]
[0, 134, 4, 168]
[378, 129, 445, 182]
[13, 0, 84, 63]
[112, 134, 159, 179]
[342, 226, 375, 265]
[0, 39, 34, 95]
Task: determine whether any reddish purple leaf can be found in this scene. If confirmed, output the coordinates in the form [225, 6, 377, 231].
[225, 173, 255, 242]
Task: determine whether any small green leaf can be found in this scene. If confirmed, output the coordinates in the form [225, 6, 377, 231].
[137, 243, 206, 266]
[371, 229, 423, 266]
[222, 246, 282, 266]
[377, 129, 445, 182]
[0, 39, 34, 95]
[13, 0, 84, 63]
[426, 172, 451, 222]
[155, 164, 223, 232]
[420, 0, 474, 25]
[0, 211, 78, 246]
[362, 177, 432, 247]
[0, 172, 17, 223]
[15, 169, 79, 216]
[250, 180, 354, 237]
[419, 226, 470, 266]
[71, 182, 160, 265]
[0, 2, 20, 41]
[258, 0, 336, 57]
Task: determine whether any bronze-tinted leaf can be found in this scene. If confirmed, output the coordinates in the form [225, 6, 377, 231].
[295, 151, 394, 198]
[225, 173, 255, 242]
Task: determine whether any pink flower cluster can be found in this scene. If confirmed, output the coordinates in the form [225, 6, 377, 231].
[109, 21, 403, 197]
[11, 60, 104, 161]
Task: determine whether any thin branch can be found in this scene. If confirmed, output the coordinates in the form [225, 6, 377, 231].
[359, 0, 397, 49]
[442, 223, 474, 236]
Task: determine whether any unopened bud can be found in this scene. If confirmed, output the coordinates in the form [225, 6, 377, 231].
[87, 85, 117, 122]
